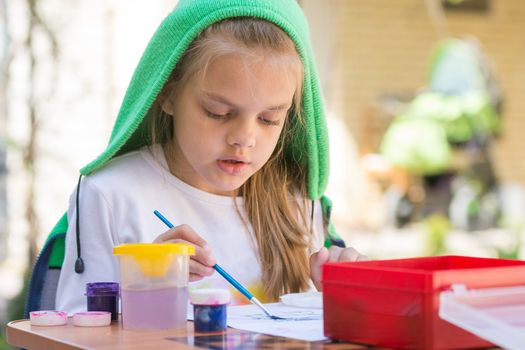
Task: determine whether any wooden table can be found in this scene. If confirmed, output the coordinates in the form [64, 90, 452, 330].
[7, 319, 374, 349]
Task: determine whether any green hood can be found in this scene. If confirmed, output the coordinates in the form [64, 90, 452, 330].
[80, 0, 329, 200]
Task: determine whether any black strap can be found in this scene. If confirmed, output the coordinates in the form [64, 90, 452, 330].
[310, 200, 315, 233]
[74, 174, 84, 273]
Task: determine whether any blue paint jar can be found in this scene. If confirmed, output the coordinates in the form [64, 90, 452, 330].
[190, 288, 230, 333]
[86, 282, 120, 321]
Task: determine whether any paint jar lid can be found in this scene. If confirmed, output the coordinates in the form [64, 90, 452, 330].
[190, 288, 231, 305]
[113, 243, 195, 257]
[113, 243, 195, 277]
[86, 282, 119, 297]
[29, 310, 68, 326]
[73, 311, 111, 327]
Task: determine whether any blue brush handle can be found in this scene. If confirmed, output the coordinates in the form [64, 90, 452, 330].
[154, 210, 174, 228]
[153, 210, 254, 301]
[212, 263, 253, 300]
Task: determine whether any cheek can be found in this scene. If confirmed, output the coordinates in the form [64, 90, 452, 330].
[175, 118, 221, 155]
[261, 128, 285, 158]
[173, 119, 199, 153]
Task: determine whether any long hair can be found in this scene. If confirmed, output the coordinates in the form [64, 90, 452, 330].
[151, 18, 312, 300]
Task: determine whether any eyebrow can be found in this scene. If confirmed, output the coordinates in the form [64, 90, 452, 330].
[201, 92, 291, 111]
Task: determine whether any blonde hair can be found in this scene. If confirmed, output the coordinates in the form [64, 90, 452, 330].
[152, 18, 312, 300]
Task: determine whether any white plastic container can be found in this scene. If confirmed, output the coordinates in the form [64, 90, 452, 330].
[113, 243, 195, 330]
[439, 284, 525, 350]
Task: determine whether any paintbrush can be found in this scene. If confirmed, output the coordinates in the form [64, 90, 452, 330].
[153, 210, 284, 320]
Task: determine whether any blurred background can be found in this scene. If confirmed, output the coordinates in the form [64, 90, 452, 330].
[1, 0, 525, 347]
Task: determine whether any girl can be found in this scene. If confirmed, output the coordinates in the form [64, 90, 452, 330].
[55, 0, 366, 312]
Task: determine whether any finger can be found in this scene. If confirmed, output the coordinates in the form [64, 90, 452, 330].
[311, 247, 330, 267]
[196, 244, 217, 267]
[327, 246, 344, 261]
[338, 247, 367, 262]
[161, 240, 217, 267]
[190, 273, 204, 282]
[157, 239, 217, 267]
[153, 225, 217, 266]
[168, 238, 216, 265]
[153, 224, 208, 247]
[189, 259, 215, 279]
[357, 254, 370, 261]
[309, 247, 330, 290]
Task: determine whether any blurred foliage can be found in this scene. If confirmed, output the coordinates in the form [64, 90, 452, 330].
[496, 229, 522, 260]
[7, 273, 28, 324]
[425, 214, 451, 255]
[0, 329, 14, 350]
[0, 0, 56, 346]
[497, 246, 520, 260]
[0, 322, 14, 350]
[0, 334, 12, 350]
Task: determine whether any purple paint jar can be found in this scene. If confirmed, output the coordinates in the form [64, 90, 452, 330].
[190, 288, 230, 333]
[86, 282, 119, 321]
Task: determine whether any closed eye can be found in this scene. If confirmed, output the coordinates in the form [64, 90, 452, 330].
[205, 110, 231, 120]
[259, 116, 281, 126]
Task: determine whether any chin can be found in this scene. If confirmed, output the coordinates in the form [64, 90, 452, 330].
[217, 183, 244, 195]
[209, 179, 247, 195]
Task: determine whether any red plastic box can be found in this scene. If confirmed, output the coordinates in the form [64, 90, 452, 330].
[322, 255, 525, 349]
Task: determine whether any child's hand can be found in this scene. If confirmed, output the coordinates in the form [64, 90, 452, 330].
[309, 246, 368, 291]
[153, 224, 217, 281]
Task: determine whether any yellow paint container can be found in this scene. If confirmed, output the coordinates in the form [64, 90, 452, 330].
[113, 243, 195, 330]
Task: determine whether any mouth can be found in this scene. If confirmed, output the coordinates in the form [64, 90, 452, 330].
[218, 156, 250, 164]
[221, 159, 246, 164]
[217, 158, 250, 175]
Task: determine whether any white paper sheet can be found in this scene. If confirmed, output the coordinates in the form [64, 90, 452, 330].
[225, 302, 326, 342]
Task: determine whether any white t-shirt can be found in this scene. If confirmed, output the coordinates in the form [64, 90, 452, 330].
[55, 145, 325, 313]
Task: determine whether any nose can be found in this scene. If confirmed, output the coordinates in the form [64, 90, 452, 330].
[227, 118, 256, 148]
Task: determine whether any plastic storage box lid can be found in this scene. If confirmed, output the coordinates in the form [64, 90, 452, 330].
[439, 283, 525, 350]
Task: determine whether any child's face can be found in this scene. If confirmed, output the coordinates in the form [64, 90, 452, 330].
[165, 54, 298, 196]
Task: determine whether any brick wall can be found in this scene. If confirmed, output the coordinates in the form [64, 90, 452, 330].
[324, 0, 525, 184]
